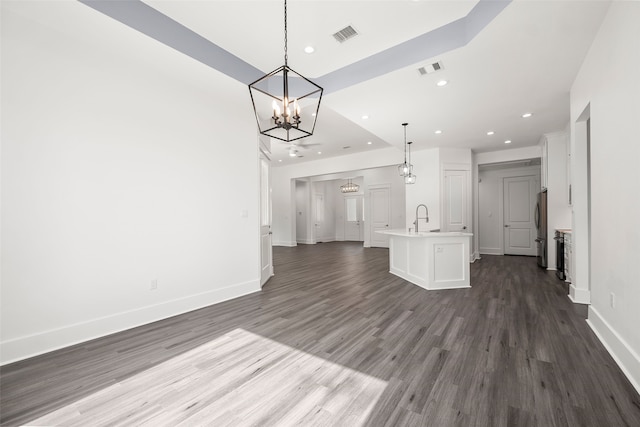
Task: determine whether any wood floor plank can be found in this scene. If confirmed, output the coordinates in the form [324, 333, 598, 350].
[1, 242, 640, 426]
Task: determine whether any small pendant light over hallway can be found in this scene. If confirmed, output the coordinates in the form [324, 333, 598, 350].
[340, 179, 359, 193]
[405, 141, 417, 184]
[398, 123, 413, 177]
[248, 0, 323, 143]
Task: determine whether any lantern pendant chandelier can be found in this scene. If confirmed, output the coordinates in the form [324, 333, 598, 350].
[398, 123, 413, 177]
[248, 0, 323, 143]
[340, 178, 360, 193]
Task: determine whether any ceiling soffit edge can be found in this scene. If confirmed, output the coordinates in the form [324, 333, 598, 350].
[79, 0, 512, 94]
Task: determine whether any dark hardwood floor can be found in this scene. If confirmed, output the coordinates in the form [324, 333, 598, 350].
[1, 242, 639, 426]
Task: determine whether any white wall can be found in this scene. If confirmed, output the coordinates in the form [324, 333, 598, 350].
[0, 2, 260, 364]
[545, 131, 572, 267]
[570, 2, 640, 393]
[478, 165, 541, 255]
[295, 180, 310, 244]
[405, 149, 440, 231]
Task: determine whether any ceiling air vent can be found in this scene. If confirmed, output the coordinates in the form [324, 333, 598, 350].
[418, 61, 444, 76]
[333, 25, 358, 43]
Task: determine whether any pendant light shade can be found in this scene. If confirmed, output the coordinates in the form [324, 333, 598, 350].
[404, 141, 417, 184]
[248, 0, 323, 143]
[398, 123, 413, 177]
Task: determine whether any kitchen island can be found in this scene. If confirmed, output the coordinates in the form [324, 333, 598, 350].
[376, 230, 473, 290]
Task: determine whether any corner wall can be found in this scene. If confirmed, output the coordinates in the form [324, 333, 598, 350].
[0, 2, 260, 364]
[570, 1, 640, 393]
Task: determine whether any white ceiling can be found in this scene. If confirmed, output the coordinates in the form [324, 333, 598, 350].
[82, 0, 611, 163]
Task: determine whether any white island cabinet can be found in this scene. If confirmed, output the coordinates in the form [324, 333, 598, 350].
[376, 230, 473, 290]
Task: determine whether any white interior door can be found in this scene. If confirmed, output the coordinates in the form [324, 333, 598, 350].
[443, 170, 469, 232]
[370, 186, 390, 248]
[344, 195, 363, 241]
[314, 193, 324, 243]
[503, 175, 537, 256]
[259, 153, 273, 286]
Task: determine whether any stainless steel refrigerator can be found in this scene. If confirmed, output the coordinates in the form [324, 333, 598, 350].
[535, 189, 548, 268]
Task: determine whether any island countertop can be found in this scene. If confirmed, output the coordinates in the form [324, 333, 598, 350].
[376, 229, 473, 238]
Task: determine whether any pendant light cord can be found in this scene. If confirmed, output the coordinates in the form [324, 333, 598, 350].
[403, 123, 408, 162]
[284, 0, 288, 67]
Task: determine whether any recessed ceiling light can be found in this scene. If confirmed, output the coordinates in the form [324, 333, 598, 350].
[311, 112, 316, 117]
[367, 141, 372, 145]
[278, 159, 283, 162]
[487, 131, 495, 136]
[435, 130, 442, 134]
[436, 80, 448, 87]
[317, 151, 322, 155]
[304, 46, 315, 54]
[362, 115, 369, 120]
[522, 112, 533, 118]
[504, 140, 512, 144]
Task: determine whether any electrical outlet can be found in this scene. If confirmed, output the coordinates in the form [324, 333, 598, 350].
[610, 292, 615, 308]
[150, 279, 158, 291]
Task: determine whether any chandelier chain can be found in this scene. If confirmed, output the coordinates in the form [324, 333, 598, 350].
[284, 0, 288, 66]
[403, 124, 408, 161]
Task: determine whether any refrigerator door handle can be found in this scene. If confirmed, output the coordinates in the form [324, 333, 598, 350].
[535, 203, 540, 229]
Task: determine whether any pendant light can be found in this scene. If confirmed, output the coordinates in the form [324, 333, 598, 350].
[248, 0, 323, 143]
[405, 141, 417, 184]
[340, 179, 359, 193]
[398, 123, 412, 177]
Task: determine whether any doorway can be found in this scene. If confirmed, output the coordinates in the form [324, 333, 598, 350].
[443, 170, 470, 232]
[570, 105, 591, 303]
[369, 185, 391, 248]
[344, 195, 363, 241]
[503, 175, 538, 256]
[477, 160, 541, 256]
[259, 151, 273, 287]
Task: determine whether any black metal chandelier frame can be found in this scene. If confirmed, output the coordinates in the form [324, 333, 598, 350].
[248, 0, 323, 143]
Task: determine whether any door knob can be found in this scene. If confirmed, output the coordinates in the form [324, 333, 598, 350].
[504, 225, 510, 227]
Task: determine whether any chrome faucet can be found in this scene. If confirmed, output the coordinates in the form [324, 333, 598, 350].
[414, 204, 429, 233]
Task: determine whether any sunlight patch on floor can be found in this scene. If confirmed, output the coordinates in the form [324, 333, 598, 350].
[29, 328, 388, 426]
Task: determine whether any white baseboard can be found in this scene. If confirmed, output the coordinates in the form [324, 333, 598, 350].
[587, 306, 640, 395]
[296, 239, 314, 245]
[316, 237, 336, 243]
[569, 284, 591, 304]
[470, 252, 481, 263]
[0, 279, 260, 366]
[479, 248, 502, 255]
[272, 240, 297, 247]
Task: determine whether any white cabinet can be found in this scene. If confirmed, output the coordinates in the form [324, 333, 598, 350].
[378, 230, 472, 290]
[563, 231, 572, 283]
